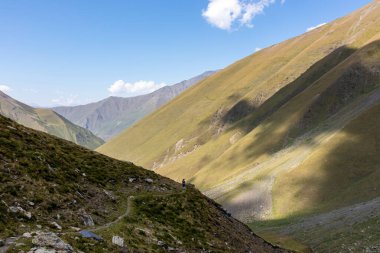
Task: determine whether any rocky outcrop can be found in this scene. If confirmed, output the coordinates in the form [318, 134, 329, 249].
[8, 205, 32, 219]
[29, 232, 74, 253]
[80, 211, 95, 227]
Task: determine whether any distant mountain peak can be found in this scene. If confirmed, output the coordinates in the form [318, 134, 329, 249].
[53, 70, 217, 140]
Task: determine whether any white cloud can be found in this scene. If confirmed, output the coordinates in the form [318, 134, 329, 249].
[202, 0, 277, 30]
[255, 47, 262, 52]
[108, 80, 167, 96]
[202, 0, 242, 30]
[306, 22, 327, 32]
[0, 85, 11, 93]
[51, 94, 81, 106]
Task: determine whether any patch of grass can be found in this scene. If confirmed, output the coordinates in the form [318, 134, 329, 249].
[249, 215, 380, 253]
[0, 115, 288, 252]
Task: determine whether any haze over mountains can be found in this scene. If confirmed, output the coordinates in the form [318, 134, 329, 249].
[53, 71, 216, 140]
[0, 91, 104, 149]
[98, 1, 380, 252]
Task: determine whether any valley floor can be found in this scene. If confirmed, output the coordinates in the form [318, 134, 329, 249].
[250, 197, 380, 253]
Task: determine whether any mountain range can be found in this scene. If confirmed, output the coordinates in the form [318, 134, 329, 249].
[0, 91, 104, 149]
[53, 71, 216, 140]
[98, 1, 380, 252]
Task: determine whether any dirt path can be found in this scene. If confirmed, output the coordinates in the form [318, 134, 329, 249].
[91, 191, 186, 233]
[91, 195, 135, 232]
[0, 191, 185, 252]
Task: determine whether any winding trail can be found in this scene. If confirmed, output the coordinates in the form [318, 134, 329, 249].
[91, 195, 135, 232]
[0, 191, 186, 252]
[89, 191, 186, 233]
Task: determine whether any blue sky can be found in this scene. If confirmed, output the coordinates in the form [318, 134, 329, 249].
[0, 0, 372, 107]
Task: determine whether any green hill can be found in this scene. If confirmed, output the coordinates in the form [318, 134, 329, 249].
[98, 1, 380, 252]
[0, 115, 290, 253]
[0, 91, 104, 149]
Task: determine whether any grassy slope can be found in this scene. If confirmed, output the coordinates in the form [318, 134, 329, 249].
[98, 1, 379, 170]
[0, 91, 104, 149]
[193, 37, 380, 190]
[98, 2, 380, 251]
[273, 95, 380, 218]
[162, 3, 380, 187]
[97, 29, 328, 166]
[0, 115, 290, 253]
[98, 0, 379, 205]
[35, 108, 104, 150]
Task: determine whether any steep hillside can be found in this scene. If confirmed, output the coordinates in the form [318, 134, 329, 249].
[0, 91, 104, 149]
[0, 115, 290, 253]
[53, 71, 216, 140]
[98, 1, 380, 252]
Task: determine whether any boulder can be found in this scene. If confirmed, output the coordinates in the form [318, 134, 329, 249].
[145, 178, 154, 183]
[8, 206, 32, 219]
[157, 240, 166, 247]
[70, 227, 81, 232]
[32, 232, 73, 252]
[33, 248, 56, 253]
[103, 189, 116, 201]
[23, 232, 32, 238]
[9, 206, 19, 213]
[81, 213, 95, 227]
[27, 247, 63, 253]
[112, 235, 124, 247]
[50, 221, 62, 230]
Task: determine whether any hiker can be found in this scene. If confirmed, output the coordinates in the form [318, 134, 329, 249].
[182, 179, 186, 190]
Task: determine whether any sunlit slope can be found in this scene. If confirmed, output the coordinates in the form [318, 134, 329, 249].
[99, 1, 379, 175]
[97, 21, 334, 164]
[93, 2, 380, 251]
[99, 0, 380, 221]
[0, 91, 104, 149]
[192, 36, 380, 188]
[198, 38, 380, 218]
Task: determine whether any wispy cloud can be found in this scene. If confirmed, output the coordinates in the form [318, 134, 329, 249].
[51, 94, 81, 106]
[108, 80, 167, 96]
[202, 0, 277, 30]
[306, 22, 327, 32]
[0, 85, 12, 94]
